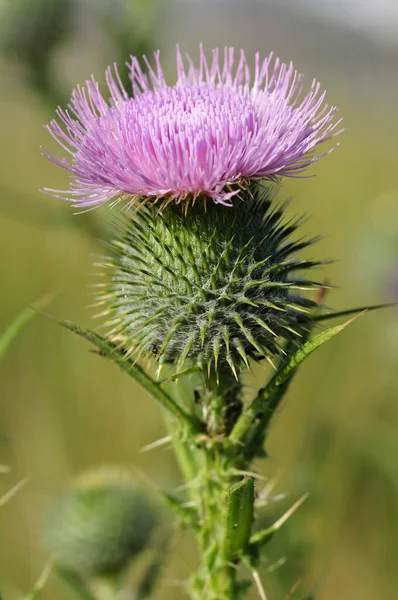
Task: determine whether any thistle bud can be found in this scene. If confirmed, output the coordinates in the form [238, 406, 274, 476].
[100, 185, 321, 374]
[43, 467, 157, 577]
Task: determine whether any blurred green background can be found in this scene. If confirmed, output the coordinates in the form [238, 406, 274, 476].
[1, 0, 398, 598]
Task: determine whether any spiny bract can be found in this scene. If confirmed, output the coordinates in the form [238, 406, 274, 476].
[99, 185, 323, 374]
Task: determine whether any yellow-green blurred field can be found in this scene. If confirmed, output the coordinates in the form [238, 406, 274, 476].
[1, 1, 398, 599]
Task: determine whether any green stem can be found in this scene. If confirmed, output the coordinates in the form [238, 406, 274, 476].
[203, 367, 243, 436]
[188, 449, 239, 600]
[170, 370, 253, 599]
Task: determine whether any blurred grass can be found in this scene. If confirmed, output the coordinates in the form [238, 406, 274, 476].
[1, 1, 398, 599]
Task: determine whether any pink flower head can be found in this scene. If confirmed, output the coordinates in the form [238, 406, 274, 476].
[43, 46, 342, 209]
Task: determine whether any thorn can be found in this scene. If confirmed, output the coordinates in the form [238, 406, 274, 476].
[254, 317, 277, 337]
[265, 355, 277, 370]
[284, 580, 301, 600]
[200, 323, 208, 347]
[214, 338, 220, 372]
[272, 493, 309, 531]
[282, 325, 301, 337]
[139, 435, 172, 453]
[233, 313, 263, 355]
[252, 569, 267, 600]
[226, 354, 239, 380]
[234, 339, 250, 370]
[34, 560, 54, 592]
[232, 469, 267, 481]
[268, 556, 287, 572]
[250, 493, 309, 549]
[0, 476, 29, 507]
[207, 355, 213, 379]
[173, 479, 201, 493]
[255, 471, 285, 507]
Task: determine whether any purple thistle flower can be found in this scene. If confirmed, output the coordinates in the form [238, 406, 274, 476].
[43, 46, 342, 209]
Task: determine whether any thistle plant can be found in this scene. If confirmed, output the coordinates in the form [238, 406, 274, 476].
[41, 46, 380, 599]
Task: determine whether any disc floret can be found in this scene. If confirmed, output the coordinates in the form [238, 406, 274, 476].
[43, 45, 342, 209]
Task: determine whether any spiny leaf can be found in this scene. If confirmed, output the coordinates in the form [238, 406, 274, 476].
[57, 319, 199, 431]
[229, 313, 363, 445]
[313, 303, 395, 322]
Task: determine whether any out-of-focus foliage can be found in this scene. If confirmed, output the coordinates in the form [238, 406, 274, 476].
[41, 466, 164, 600]
[43, 466, 158, 577]
[0, 296, 51, 363]
[1, 1, 398, 600]
[0, 0, 73, 106]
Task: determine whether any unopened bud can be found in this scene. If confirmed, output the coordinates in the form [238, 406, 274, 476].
[43, 467, 157, 577]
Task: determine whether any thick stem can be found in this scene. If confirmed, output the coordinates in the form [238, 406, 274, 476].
[172, 369, 252, 599]
[203, 367, 243, 436]
[188, 449, 240, 600]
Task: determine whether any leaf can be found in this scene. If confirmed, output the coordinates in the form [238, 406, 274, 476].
[58, 319, 199, 431]
[229, 314, 363, 446]
[0, 294, 52, 363]
[313, 303, 395, 322]
[223, 477, 254, 560]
